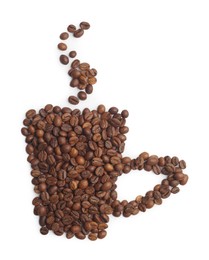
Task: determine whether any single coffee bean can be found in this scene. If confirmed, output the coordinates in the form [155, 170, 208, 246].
[60, 55, 69, 65]
[85, 84, 93, 94]
[26, 109, 36, 119]
[60, 32, 69, 40]
[80, 21, 90, 30]
[58, 43, 67, 51]
[79, 62, 90, 70]
[77, 91, 87, 101]
[40, 227, 49, 235]
[121, 110, 129, 118]
[98, 230, 107, 239]
[74, 28, 84, 38]
[67, 24, 76, 33]
[68, 96, 79, 105]
[147, 155, 158, 166]
[71, 59, 80, 69]
[88, 233, 97, 241]
[69, 50, 77, 58]
[180, 174, 188, 185]
[179, 160, 186, 169]
[88, 77, 97, 85]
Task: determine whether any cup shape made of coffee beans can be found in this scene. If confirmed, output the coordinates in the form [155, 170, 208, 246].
[21, 104, 188, 241]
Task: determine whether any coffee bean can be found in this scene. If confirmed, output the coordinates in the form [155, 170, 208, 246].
[68, 96, 79, 105]
[77, 91, 87, 100]
[180, 174, 188, 185]
[88, 232, 97, 241]
[60, 55, 69, 65]
[80, 21, 90, 30]
[179, 160, 186, 169]
[147, 155, 158, 166]
[102, 181, 112, 191]
[74, 29, 84, 38]
[67, 24, 76, 33]
[79, 62, 90, 70]
[69, 50, 77, 58]
[58, 43, 67, 51]
[71, 59, 80, 69]
[26, 109, 36, 119]
[40, 227, 48, 235]
[121, 110, 129, 118]
[171, 187, 180, 194]
[60, 32, 69, 40]
[85, 84, 93, 94]
[88, 77, 97, 85]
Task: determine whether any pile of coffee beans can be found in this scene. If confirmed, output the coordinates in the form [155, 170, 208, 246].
[21, 104, 188, 240]
[57, 22, 97, 105]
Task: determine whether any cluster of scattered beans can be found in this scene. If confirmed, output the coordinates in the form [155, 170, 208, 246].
[21, 104, 188, 240]
[58, 22, 97, 105]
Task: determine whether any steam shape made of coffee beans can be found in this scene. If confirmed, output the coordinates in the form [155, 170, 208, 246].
[21, 21, 188, 241]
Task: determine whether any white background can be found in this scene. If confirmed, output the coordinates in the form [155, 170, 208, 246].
[0, 0, 208, 259]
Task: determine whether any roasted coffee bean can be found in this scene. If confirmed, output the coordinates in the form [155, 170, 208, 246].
[77, 91, 87, 100]
[179, 160, 186, 169]
[69, 50, 77, 58]
[58, 43, 67, 51]
[80, 21, 90, 30]
[40, 227, 49, 235]
[147, 155, 158, 166]
[60, 32, 69, 40]
[71, 59, 80, 69]
[67, 24, 76, 33]
[180, 174, 188, 185]
[68, 95, 79, 105]
[74, 28, 84, 38]
[79, 62, 90, 70]
[60, 55, 69, 65]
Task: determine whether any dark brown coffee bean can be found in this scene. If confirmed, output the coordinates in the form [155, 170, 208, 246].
[58, 43, 67, 51]
[26, 109, 36, 119]
[71, 59, 80, 69]
[74, 28, 84, 38]
[77, 91, 87, 100]
[121, 110, 129, 118]
[80, 21, 90, 30]
[60, 32, 69, 40]
[40, 227, 48, 235]
[60, 55, 69, 65]
[69, 50, 77, 58]
[67, 24, 76, 33]
[85, 84, 93, 94]
[68, 96, 79, 105]
[179, 160, 186, 169]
